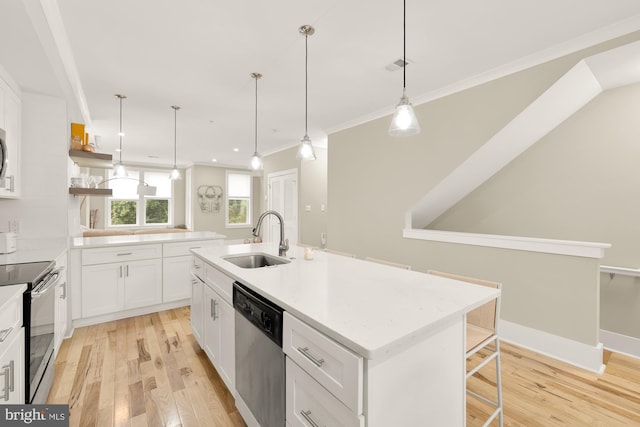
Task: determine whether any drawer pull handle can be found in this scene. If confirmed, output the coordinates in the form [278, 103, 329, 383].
[297, 347, 325, 367]
[60, 282, 66, 300]
[0, 327, 13, 343]
[117, 252, 133, 256]
[0, 360, 13, 401]
[189, 246, 202, 249]
[300, 410, 320, 427]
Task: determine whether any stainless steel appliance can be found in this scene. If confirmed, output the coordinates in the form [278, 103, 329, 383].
[0, 260, 60, 403]
[233, 281, 285, 427]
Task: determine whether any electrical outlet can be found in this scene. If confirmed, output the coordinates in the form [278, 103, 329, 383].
[8, 220, 20, 234]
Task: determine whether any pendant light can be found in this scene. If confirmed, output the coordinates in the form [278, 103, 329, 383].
[296, 25, 316, 161]
[388, 0, 421, 137]
[169, 105, 181, 180]
[113, 94, 127, 177]
[250, 72, 263, 170]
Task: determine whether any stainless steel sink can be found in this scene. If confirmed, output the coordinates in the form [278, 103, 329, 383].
[222, 253, 290, 269]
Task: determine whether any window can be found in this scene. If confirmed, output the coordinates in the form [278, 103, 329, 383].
[107, 169, 173, 227]
[226, 171, 252, 227]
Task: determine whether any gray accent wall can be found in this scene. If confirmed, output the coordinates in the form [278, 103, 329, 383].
[327, 31, 640, 345]
[262, 146, 328, 249]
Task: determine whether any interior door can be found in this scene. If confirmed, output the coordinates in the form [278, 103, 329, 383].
[267, 169, 298, 246]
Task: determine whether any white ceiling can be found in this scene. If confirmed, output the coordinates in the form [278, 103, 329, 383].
[2, 0, 640, 169]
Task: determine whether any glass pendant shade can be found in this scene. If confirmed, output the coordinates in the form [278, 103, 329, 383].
[169, 167, 181, 180]
[389, 0, 421, 138]
[389, 91, 421, 137]
[298, 25, 316, 162]
[249, 73, 263, 171]
[113, 162, 127, 177]
[296, 134, 316, 160]
[250, 152, 263, 170]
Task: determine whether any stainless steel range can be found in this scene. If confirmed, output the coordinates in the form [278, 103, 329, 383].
[0, 260, 61, 403]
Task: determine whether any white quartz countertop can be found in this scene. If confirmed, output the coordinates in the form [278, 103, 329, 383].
[0, 238, 67, 265]
[192, 243, 500, 361]
[71, 231, 226, 248]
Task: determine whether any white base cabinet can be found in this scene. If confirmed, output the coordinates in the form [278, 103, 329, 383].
[0, 284, 26, 404]
[191, 258, 235, 393]
[0, 328, 25, 404]
[202, 278, 235, 393]
[190, 273, 204, 346]
[286, 358, 364, 427]
[82, 255, 162, 318]
[54, 251, 68, 355]
[164, 240, 223, 303]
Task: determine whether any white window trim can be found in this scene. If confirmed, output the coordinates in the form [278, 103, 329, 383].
[105, 167, 175, 229]
[225, 170, 252, 229]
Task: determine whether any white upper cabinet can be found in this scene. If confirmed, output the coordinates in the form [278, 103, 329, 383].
[0, 75, 21, 198]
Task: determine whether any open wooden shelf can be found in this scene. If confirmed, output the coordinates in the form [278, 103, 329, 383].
[68, 187, 113, 196]
[69, 149, 113, 168]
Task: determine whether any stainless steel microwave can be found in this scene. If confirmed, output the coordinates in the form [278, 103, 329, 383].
[0, 128, 7, 179]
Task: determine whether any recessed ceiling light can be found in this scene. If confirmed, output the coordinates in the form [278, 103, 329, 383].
[233, 148, 239, 152]
[211, 158, 217, 162]
[115, 148, 121, 152]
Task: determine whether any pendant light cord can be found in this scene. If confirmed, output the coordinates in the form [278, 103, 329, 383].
[116, 94, 125, 164]
[173, 107, 177, 167]
[255, 76, 258, 152]
[403, 0, 406, 92]
[305, 33, 309, 135]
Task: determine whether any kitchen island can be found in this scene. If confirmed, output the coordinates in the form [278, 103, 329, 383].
[191, 242, 500, 426]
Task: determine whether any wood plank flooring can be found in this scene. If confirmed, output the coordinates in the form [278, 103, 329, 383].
[47, 307, 246, 427]
[467, 343, 640, 426]
[49, 307, 640, 426]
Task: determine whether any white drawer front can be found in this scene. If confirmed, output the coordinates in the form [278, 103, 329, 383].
[0, 288, 23, 351]
[286, 358, 364, 427]
[204, 263, 234, 304]
[283, 312, 363, 414]
[191, 256, 204, 279]
[163, 240, 222, 257]
[82, 244, 162, 265]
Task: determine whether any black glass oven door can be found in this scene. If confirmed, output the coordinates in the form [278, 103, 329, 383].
[28, 269, 58, 402]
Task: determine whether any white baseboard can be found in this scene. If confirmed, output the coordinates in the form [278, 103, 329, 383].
[500, 319, 605, 374]
[600, 329, 640, 359]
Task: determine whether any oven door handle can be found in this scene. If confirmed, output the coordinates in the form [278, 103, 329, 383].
[31, 270, 61, 298]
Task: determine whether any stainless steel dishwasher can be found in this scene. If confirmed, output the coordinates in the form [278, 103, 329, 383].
[233, 281, 285, 427]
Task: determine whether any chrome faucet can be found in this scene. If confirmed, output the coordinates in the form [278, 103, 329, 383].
[253, 210, 289, 257]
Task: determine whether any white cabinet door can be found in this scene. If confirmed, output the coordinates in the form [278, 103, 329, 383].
[190, 274, 204, 346]
[163, 255, 191, 303]
[203, 285, 221, 366]
[0, 89, 20, 197]
[218, 297, 235, 391]
[82, 263, 123, 317]
[54, 274, 68, 354]
[124, 258, 162, 310]
[0, 327, 25, 404]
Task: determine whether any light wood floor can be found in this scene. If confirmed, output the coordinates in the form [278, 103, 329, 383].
[47, 307, 246, 427]
[49, 308, 640, 426]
